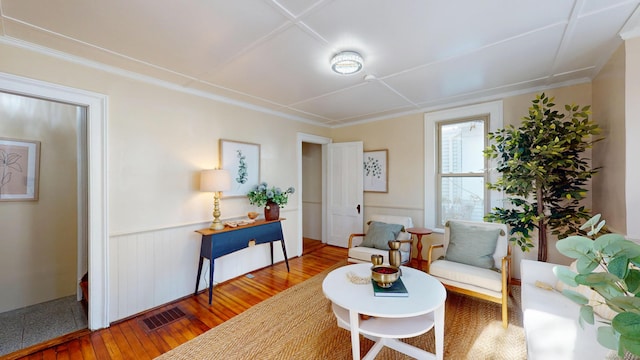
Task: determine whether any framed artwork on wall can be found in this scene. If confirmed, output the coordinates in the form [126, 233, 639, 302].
[219, 139, 260, 198]
[0, 137, 41, 201]
[364, 149, 388, 193]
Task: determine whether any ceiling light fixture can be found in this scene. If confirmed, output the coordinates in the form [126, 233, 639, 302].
[331, 51, 364, 75]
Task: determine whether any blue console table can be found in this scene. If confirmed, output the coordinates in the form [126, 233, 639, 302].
[194, 219, 290, 304]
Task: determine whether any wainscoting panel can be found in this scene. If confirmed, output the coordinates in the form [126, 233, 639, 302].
[109, 219, 298, 322]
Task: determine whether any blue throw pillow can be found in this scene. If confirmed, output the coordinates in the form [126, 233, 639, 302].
[445, 221, 501, 269]
[360, 221, 404, 250]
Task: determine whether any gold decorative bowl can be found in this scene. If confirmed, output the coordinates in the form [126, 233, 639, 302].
[247, 211, 259, 219]
[371, 265, 400, 288]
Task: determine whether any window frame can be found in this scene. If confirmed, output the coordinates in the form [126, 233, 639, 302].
[436, 116, 489, 227]
[424, 101, 503, 232]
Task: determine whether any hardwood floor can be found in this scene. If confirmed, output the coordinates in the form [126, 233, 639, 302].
[8, 245, 347, 360]
[302, 237, 325, 255]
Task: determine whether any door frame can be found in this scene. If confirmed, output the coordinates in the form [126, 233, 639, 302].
[296, 133, 331, 257]
[0, 72, 109, 330]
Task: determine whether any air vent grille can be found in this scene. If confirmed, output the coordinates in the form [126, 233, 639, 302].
[141, 307, 186, 331]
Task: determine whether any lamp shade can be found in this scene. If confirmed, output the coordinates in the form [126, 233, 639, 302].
[200, 169, 231, 192]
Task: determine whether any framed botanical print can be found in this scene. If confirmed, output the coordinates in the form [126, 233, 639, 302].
[0, 137, 41, 201]
[363, 149, 388, 193]
[219, 139, 260, 197]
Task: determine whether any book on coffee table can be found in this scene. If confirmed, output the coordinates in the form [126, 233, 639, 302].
[371, 278, 409, 297]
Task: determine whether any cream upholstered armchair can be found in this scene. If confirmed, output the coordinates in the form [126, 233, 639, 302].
[427, 220, 511, 328]
[347, 215, 414, 265]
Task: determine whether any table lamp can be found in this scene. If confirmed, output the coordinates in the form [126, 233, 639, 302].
[200, 169, 231, 230]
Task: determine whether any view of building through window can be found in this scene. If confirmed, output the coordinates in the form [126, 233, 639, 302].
[438, 118, 486, 226]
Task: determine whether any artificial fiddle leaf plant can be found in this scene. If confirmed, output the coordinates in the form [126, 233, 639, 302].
[483, 92, 603, 261]
[555, 214, 640, 357]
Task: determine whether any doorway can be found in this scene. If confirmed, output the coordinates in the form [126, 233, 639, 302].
[296, 133, 331, 257]
[301, 142, 323, 254]
[0, 72, 109, 331]
[0, 91, 88, 355]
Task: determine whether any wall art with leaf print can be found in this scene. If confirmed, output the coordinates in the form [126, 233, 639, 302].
[363, 149, 388, 193]
[0, 137, 40, 201]
[219, 139, 260, 198]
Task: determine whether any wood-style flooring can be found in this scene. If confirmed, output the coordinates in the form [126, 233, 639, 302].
[8, 244, 347, 360]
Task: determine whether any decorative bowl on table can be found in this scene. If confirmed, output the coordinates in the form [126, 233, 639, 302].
[247, 211, 259, 219]
[371, 265, 400, 288]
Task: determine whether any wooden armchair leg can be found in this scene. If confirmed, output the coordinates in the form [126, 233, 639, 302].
[502, 300, 508, 328]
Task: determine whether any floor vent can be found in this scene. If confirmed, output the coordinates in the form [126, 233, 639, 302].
[141, 307, 186, 331]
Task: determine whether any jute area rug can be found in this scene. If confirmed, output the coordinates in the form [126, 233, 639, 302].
[157, 263, 525, 359]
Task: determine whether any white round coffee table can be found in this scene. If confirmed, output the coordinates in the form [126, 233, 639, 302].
[322, 263, 446, 360]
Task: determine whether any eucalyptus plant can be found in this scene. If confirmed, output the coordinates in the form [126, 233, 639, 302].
[483, 93, 603, 261]
[555, 215, 640, 357]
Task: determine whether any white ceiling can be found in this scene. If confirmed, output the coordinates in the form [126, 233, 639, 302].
[1, 0, 639, 127]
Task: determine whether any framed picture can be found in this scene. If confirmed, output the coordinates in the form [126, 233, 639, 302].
[219, 139, 260, 198]
[0, 137, 41, 201]
[364, 149, 388, 193]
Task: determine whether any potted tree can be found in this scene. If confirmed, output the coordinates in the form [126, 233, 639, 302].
[555, 214, 640, 357]
[483, 93, 603, 261]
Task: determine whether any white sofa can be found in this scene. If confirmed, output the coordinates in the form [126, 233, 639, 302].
[520, 259, 611, 359]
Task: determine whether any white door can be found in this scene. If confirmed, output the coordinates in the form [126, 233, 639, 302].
[326, 141, 363, 247]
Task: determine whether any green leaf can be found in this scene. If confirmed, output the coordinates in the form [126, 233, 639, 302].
[576, 255, 600, 274]
[620, 334, 640, 357]
[608, 256, 629, 279]
[612, 312, 640, 338]
[626, 269, 640, 293]
[580, 214, 601, 230]
[603, 238, 640, 257]
[553, 265, 578, 287]
[562, 289, 589, 305]
[580, 304, 595, 325]
[596, 325, 619, 351]
[556, 236, 594, 258]
[609, 296, 640, 313]
[594, 233, 625, 252]
[576, 273, 624, 294]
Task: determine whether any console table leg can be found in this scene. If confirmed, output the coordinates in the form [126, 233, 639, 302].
[208, 259, 215, 305]
[194, 256, 204, 296]
[270, 242, 274, 265]
[280, 240, 290, 272]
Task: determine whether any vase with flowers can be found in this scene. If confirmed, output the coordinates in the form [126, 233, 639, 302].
[247, 182, 295, 221]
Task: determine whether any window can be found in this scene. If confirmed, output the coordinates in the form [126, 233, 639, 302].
[438, 118, 487, 226]
[424, 101, 502, 230]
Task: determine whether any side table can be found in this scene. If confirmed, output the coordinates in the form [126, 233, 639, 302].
[406, 227, 433, 270]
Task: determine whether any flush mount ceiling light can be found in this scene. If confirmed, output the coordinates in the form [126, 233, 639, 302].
[331, 51, 364, 75]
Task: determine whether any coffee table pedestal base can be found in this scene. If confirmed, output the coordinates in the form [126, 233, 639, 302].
[332, 303, 442, 360]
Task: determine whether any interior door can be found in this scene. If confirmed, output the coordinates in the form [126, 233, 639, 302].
[326, 141, 363, 247]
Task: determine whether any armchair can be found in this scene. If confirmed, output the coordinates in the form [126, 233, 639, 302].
[427, 220, 511, 328]
[347, 215, 414, 265]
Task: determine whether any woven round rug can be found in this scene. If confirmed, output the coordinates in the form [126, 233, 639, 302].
[156, 264, 525, 359]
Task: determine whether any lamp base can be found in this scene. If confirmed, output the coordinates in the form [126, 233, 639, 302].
[210, 192, 224, 230]
[210, 219, 224, 230]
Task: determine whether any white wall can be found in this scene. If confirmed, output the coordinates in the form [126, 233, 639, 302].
[625, 37, 640, 240]
[0, 41, 329, 322]
[0, 92, 80, 313]
[592, 44, 627, 234]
